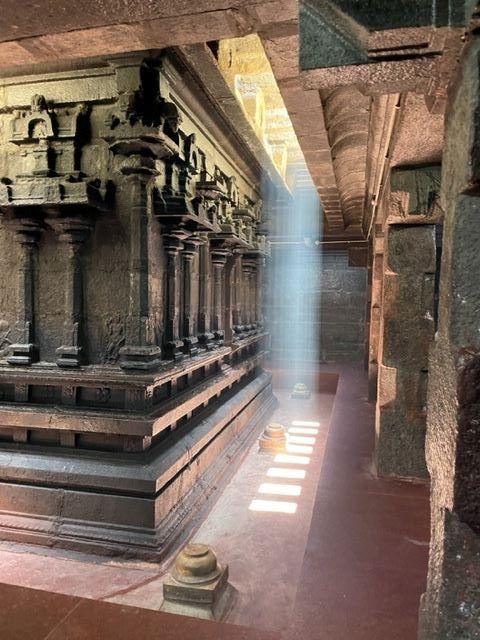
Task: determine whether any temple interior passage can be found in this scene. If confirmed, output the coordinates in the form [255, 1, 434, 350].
[0, 2, 479, 640]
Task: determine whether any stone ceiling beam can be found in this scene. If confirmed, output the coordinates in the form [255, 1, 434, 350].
[260, 30, 345, 234]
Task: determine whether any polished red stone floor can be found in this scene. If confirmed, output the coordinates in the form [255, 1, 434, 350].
[288, 365, 430, 640]
[0, 365, 430, 639]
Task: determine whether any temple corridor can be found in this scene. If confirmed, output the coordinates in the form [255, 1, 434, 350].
[0, 365, 430, 640]
[0, 2, 479, 639]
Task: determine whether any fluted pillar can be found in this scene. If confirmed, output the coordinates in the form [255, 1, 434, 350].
[7, 217, 42, 366]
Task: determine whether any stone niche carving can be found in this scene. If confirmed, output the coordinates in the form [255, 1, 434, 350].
[2, 93, 107, 210]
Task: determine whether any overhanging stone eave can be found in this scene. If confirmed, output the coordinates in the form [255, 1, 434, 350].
[174, 44, 292, 198]
[259, 30, 352, 235]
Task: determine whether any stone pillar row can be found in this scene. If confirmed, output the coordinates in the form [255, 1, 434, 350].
[5, 214, 96, 369]
[1, 208, 263, 370]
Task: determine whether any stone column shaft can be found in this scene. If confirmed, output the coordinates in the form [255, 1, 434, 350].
[181, 239, 201, 356]
[164, 235, 185, 361]
[198, 234, 213, 349]
[7, 218, 42, 366]
[53, 217, 93, 368]
[255, 257, 265, 327]
[232, 254, 242, 327]
[118, 165, 161, 370]
[211, 250, 228, 343]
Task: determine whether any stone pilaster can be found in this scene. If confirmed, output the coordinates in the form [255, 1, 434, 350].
[181, 238, 201, 356]
[255, 256, 265, 328]
[118, 159, 162, 371]
[211, 250, 228, 344]
[51, 216, 93, 368]
[197, 233, 214, 350]
[232, 253, 242, 327]
[241, 258, 257, 329]
[418, 37, 480, 640]
[164, 234, 186, 361]
[7, 217, 42, 366]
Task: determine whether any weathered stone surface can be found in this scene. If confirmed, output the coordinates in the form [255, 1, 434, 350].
[320, 250, 367, 362]
[419, 35, 480, 639]
[376, 223, 435, 478]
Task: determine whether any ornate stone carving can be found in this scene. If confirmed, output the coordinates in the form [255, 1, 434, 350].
[102, 315, 126, 365]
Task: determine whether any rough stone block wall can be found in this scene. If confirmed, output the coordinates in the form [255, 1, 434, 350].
[320, 249, 367, 362]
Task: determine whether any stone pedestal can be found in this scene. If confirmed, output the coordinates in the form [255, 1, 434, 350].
[259, 422, 286, 452]
[161, 543, 234, 621]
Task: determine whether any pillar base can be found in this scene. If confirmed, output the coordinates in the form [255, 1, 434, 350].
[213, 330, 224, 347]
[198, 333, 215, 350]
[162, 562, 234, 621]
[119, 344, 163, 371]
[291, 383, 311, 399]
[7, 343, 37, 366]
[182, 336, 199, 357]
[164, 340, 187, 362]
[56, 345, 82, 368]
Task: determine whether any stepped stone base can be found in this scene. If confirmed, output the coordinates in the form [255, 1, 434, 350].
[0, 370, 275, 559]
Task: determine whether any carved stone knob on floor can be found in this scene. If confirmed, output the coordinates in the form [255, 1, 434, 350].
[258, 422, 286, 452]
[291, 382, 311, 399]
[161, 543, 234, 620]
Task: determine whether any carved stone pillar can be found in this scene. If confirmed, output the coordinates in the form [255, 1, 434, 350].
[181, 238, 202, 356]
[240, 258, 249, 327]
[418, 38, 480, 640]
[241, 258, 256, 330]
[164, 234, 185, 361]
[211, 250, 228, 344]
[255, 256, 265, 328]
[197, 233, 214, 350]
[7, 217, 42, 366]
[51, 216, 93, 368]
[222, 253, 234, 347]
[118, 161, 162, 371]
[232, 253, 242, 330]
